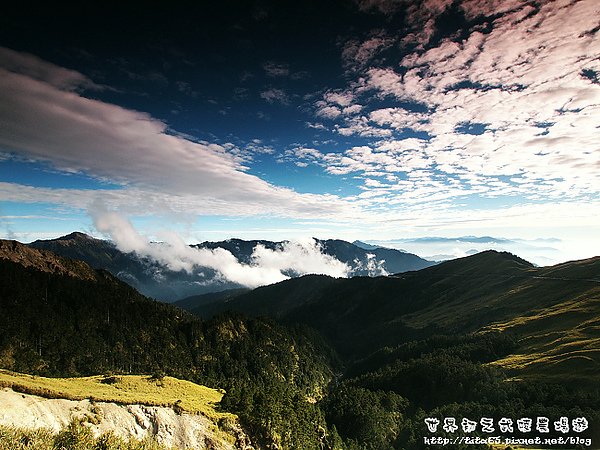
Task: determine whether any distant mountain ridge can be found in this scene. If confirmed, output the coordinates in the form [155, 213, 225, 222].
[189, 250, 536, 324]
[193, 237, 433, 275]
[29, 232, 434, 301]
[29, 232, 193, 301]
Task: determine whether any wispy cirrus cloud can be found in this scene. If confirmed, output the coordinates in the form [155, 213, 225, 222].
[0, 47, 103, 91]
[0, 181, 354, 222]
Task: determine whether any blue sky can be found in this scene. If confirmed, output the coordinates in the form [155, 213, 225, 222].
[0, 0, 599, 265]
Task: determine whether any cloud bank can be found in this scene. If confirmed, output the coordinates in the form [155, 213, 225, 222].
[91, 206, 350, 288]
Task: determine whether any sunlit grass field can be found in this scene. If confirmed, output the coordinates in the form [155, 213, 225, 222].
[483, 287, 600, 384]
[0, 370, 234, 421]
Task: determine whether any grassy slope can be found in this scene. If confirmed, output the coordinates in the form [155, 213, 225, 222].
[481, 260, 600, 382]
[193, 251, 600, 382]
[404, 254, 599, 327]
[194, 251, 539, 337]
[402, 255, 600, 382]
[0, 370, 234, 421]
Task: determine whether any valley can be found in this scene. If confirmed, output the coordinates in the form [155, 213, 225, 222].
[3, 0, 598, 447]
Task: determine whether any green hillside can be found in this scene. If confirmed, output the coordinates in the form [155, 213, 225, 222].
[183, 250, 600, 448]
[0, 370, 232, 420]
[483, 258, 600, 382]
[0, 240, 340, 449]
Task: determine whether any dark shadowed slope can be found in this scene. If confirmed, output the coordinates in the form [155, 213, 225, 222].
[0, 239, 341, 449]
[173, 287, 251, 311]
[0, 239, 98, 281]
[193, 251, 534, 325]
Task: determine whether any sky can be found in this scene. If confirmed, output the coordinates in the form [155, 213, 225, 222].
[0, 0, 599, 266]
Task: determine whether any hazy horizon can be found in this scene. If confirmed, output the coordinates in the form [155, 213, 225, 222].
[7, 227, 596, 268]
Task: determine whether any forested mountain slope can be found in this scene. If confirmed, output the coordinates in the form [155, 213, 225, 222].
[2, 240, 599, 449]
[0, 239, 340, 449]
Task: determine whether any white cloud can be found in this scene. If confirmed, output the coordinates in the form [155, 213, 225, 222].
[0, 47, 102, 91]
[330, 0, 600, 201]
[292, 147, 324, 159]
[252, 238, 350, 278]
[2, 179, 600, 264]
[305, 121, 327, 130]
[369, 107, 430, 131]
[460, 0, 531, 20]
[335, 117, 393, 137]
[90, 206, 149, 254]
[342, 104, 363, 115]
[341, 32, 396, 71]
[324, 91, 355, 107]
[363, 67, 409, 99]
[314, 89, 363, 122]
[0, 181, 357, 222]
[0, 66, 250, 198]
[283, 139, 435, 184]
[241, 140, 276, 156]
[91, 205, 350, 288]
[352, 253, 389, 276]
[360, 0, 455, 47]
[259, 87, 290, 104]
[315, 105, 342, 119]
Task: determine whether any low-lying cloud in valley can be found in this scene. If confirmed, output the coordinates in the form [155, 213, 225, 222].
[91, 206, 350, 288]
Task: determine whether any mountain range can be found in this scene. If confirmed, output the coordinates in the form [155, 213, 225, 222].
[184, 250, 600, 381]
[28, 232, 434, 301]
[1, 237, 598, 448]
[363, 235, 565, 265]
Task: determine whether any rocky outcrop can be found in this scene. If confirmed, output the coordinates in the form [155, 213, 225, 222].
[0, 388, 252, 449]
